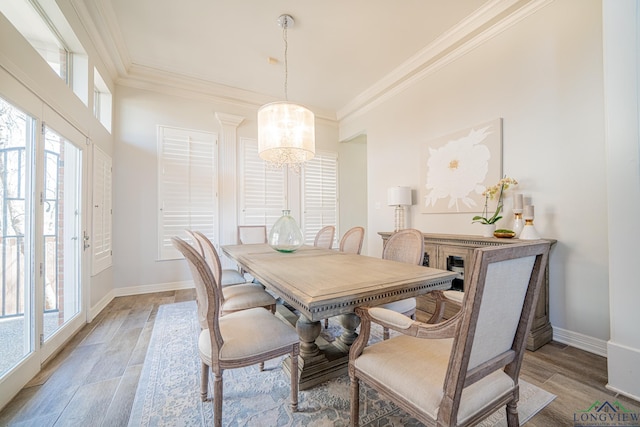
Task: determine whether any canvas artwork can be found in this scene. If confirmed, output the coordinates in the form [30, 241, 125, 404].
[420, 118, 502, 214]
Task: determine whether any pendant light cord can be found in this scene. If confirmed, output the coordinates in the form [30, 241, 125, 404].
[282, 24, 288, 101]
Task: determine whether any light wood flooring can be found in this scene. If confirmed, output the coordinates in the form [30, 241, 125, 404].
[1, 290, 638, 426]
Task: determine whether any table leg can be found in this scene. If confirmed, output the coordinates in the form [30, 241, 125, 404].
[295, 315, 321, 358]
[334, 313, 360, 352]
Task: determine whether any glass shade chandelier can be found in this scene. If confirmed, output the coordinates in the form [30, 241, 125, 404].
[258, 14, 315, 171]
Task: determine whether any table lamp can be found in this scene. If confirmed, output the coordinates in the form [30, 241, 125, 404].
[387, 186, 412, 232]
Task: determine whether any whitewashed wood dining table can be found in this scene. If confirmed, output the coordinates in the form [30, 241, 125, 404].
[221, 243, 457, 389]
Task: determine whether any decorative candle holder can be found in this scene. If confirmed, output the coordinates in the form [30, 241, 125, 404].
[512, 209, 524, 238]
[519, 205, 540, 240]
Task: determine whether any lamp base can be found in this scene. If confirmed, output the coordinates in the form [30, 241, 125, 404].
[394, 205, 405, 232]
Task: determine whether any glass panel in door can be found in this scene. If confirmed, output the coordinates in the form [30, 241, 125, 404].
[42, 127, 81, 340]
[0, 97, 36, 377]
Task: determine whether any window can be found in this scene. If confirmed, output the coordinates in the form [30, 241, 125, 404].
[93, 68, 112, 132]
[1, 0, 89, 104]
[302, 152, 339, 245]
[92, 146, 112, 275]
[238, 138, 286, 229]
[157, 126, 217, 260]
[239, 139, 338, 244]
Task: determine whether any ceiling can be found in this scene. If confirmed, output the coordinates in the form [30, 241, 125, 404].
[79, 0, 498, 117]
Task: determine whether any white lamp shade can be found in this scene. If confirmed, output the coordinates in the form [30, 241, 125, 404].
[258, 101, 315, 165]
[387, 186, 412, 206]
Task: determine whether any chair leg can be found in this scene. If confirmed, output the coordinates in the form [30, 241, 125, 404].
[383, 326, 389, 340]
[259, 362, 265, 371]
[213, 369, 223, 427]
[506, 400, 519, 427]
[290, 345, 299, 412]
[324, 318, 329, 328]
[350, 374, 360, 426]
[200, 362, 209, 401]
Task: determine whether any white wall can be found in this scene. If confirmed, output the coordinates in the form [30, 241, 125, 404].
[338, 135, 368, 253]
[603, 0, 640, 401]
[340, 0, 610, 347]
[113, 84, 341, 289]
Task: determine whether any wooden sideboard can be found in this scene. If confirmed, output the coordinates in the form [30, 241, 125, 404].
[378, 232, 556, 351]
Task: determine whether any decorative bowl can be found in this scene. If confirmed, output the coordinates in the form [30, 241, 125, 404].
[494, 229, 516, 238]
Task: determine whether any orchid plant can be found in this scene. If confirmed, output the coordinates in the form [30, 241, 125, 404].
[472, 176, 518, 225]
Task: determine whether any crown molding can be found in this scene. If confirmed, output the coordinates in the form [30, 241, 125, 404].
[336, 0, 554, 123]
[74, 0, 551, 127]
[70, 0, 130, 80]
[118, 64, 338, 123]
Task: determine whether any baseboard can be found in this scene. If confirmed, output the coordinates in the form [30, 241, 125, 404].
[552, 326, 608, 357]
[88, 289, 116, 322]
[87, 281, 194, 322]
[606, 341, 640, 401]
[113, 280, 194, 297]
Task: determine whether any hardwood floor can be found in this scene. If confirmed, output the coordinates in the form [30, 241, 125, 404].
[1, 290, 638, 426]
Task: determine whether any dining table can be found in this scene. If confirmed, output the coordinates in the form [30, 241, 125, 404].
[221, 243, 458, 389]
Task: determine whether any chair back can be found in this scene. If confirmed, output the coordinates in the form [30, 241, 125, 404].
[190, 231, 227, 305]
[185, 230, 204, 255]
[314, 225, 335, 249]
[237, 225, 267, 244]
[443, 241, 549, 424]
[382, 228, 424, 265]
[339, 226, 365, 254]
[171, 237, 223, 355]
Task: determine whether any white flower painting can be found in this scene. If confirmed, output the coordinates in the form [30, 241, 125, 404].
[420, 119, 502, 214]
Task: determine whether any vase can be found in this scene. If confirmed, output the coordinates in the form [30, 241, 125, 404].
[481, 223, 496, 238]
[512, 209, 524, 238]
[519, 205, 539, 240]
[268, 209, 304, 252]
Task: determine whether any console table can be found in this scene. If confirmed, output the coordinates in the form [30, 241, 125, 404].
[378, 232, 556, 351]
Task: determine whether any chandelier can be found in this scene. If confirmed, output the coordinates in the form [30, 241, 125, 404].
[258, 14, 315, 171]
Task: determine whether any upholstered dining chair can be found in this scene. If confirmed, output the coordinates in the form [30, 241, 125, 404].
[236, 225, 268, 277]
[189, 230, 277, 315]
[323, 226, 366, 328]
[185, 230, 246, 287]
[376, 228, 424, 339]
[349, 241, 550, 427]
[172, 237, 299, 427]
[237, 225, 267, 244]
[339, 226, 365, 255]
[314, 225, 335, 249]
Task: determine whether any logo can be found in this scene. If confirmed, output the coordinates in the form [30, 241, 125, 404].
[574, 400, 640, 427]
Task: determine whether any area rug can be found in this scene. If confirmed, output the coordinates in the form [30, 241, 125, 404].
[128, 301, 555, 426]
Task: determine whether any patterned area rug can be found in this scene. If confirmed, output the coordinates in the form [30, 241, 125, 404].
[128, 301, 555, 426]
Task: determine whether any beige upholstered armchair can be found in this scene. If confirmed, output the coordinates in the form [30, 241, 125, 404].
[376, 228, 424, 339]
[349, 241, 550, 427]
[172, 237, 299, 427]
[314, 225, 335, 249]
[189, 230, 276, 315]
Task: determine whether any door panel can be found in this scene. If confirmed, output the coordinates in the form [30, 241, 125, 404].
[0, 79, 88, 410]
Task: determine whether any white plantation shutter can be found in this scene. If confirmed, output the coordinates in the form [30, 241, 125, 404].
[92, 146, 112, 275]
[158, 126, 217, 260]
[239, 138, 286, 230]
[302, 152, 338, 245]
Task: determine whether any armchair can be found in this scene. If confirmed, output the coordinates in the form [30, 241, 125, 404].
[349, 241, 550, 426]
